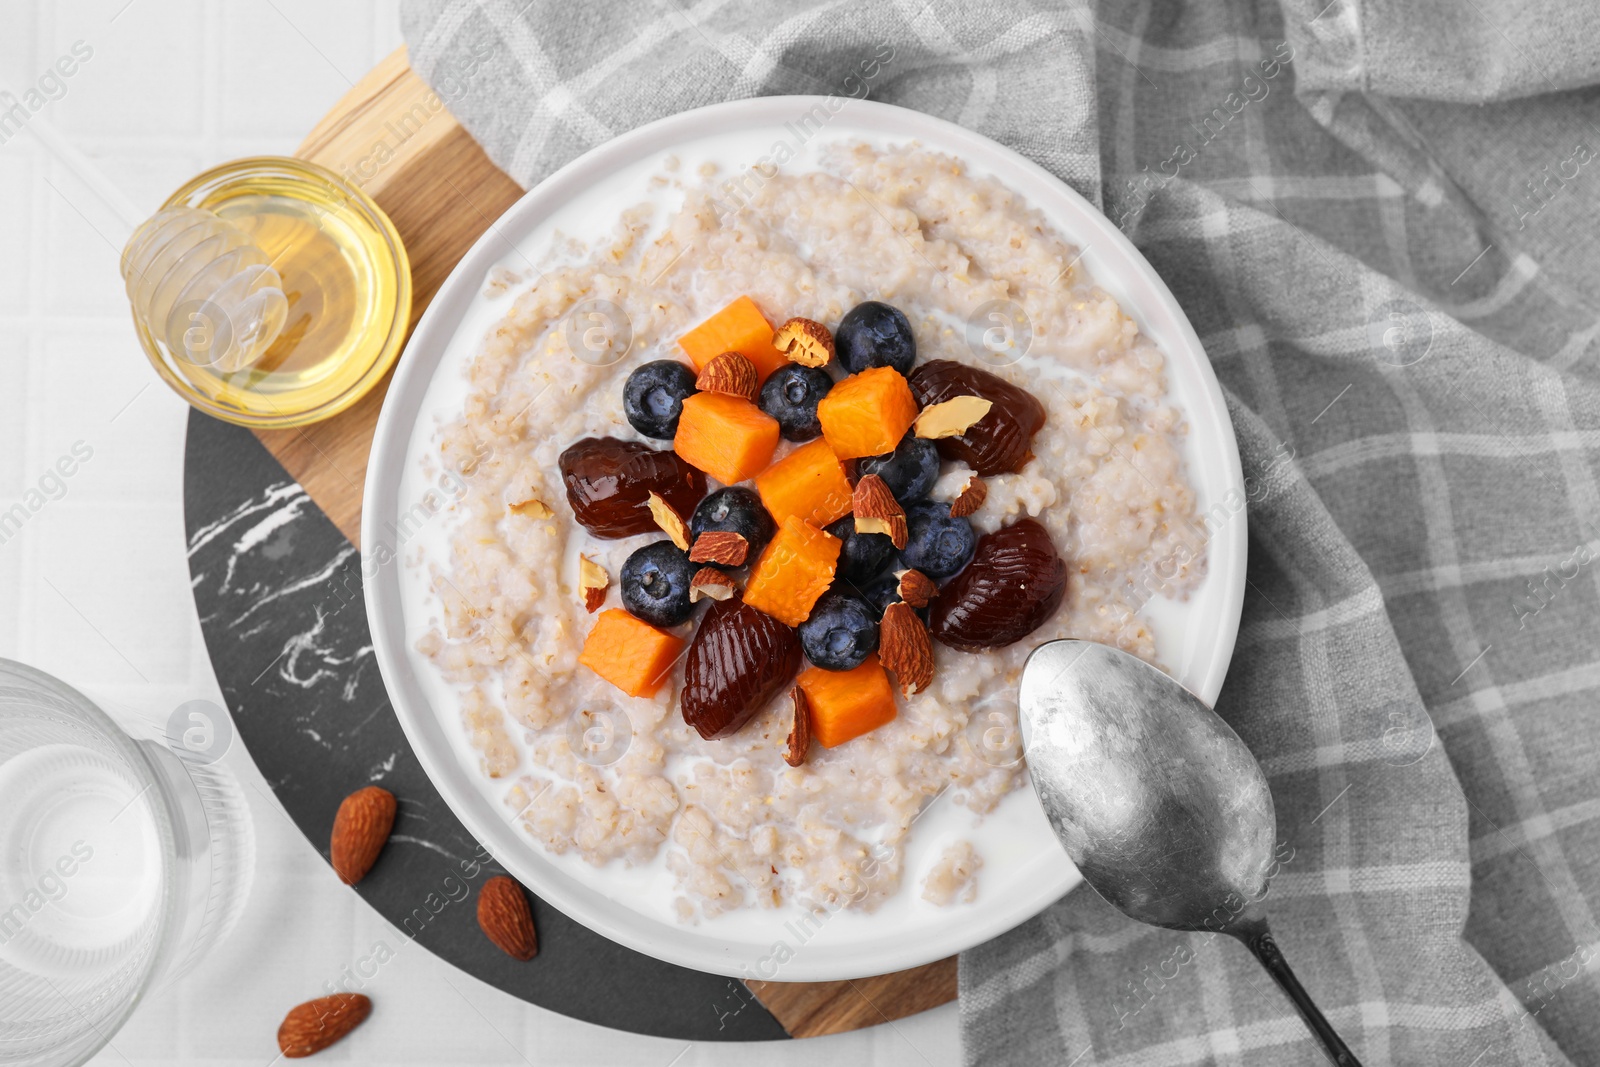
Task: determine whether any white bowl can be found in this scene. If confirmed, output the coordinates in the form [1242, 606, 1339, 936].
[363, 96, 1246, 982]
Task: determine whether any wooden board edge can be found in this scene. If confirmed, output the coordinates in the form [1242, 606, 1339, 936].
[747, 956, 959, 1038]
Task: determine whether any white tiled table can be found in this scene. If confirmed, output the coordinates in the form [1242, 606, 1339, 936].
[0, 2, 960, 1063]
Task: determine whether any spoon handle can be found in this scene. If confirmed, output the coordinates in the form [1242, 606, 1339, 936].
[1234, 918, 1363, 1066]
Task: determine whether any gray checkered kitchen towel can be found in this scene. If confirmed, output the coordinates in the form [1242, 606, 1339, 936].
[401, 1, 1600, 1063]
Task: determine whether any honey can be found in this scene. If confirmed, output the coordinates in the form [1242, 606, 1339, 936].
[130, 157, 410, 428]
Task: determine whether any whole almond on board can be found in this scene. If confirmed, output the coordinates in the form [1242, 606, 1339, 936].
[853, 474, 908, 549]
[330, 786, 396, 885]
[689, 566, 738, 603]
[784, 685, 811, 767]
[578, 554, 609, 613]
[896, 568, 938, 609]
[688, 529, 749, 566]
[772, 317, 834, 367]
[696, 351, 759, 400]
[914, 395, 993, 439]
[478, 875, 539, 960]
[949, 475, 987, 518]
[880, 602, 935, 696]
[277, 993, 371, 1058]
[647, 491, 691, 550]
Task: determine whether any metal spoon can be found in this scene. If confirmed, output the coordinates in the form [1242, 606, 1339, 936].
[1018, 639, 1362, 1066]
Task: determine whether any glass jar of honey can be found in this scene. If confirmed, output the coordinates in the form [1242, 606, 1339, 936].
[123, 157, 411, 428]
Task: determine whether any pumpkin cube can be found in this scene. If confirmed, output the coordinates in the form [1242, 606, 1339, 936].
[742, 515, 841, 626]
[755, 438, 854, 528]
[798, 655, 897, 747]
[578, 609, 686, 698]
[816, 366, 920, 460]
[678, 295, 788, 382]
[674, 392, 780, 486]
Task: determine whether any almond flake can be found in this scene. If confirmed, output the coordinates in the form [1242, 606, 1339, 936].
[772, 317, 834, 368]
[914, 395, 993, 439]
[895, 568, 938, 608]
[784, 686, 811, 766]
[578, 554, 609, 613]
[949, 475, 988, 518]
[695, 351, 759, 400]
[856, 513, 908, 549]
[689, 530, 749, 566]
[880, 602, 934, 696]
[509, 497, 554, 520]
[853, 473, 908, 549]
[647, 491, 691, 550]
[689, 566, 738, 603]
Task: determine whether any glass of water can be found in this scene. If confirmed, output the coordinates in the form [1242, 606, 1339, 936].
[0, 659, 255, 1067]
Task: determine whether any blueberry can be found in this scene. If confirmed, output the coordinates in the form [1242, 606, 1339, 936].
[758, 365, 833, 441]
[901, 501, 975, 580]
[861, 573, 929, 622]
[860, 574, 901, 616]
[689, 487, 776, 559]
[623, 360, 697, 439]
[798, 591, 880, 671]
[856, 436, 941, 502]
[620, 541, 698, 626]
[836, 301, 916, 375]
[825, 517, 896, 587]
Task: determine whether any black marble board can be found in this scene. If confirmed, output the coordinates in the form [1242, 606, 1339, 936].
[182, 408, 787, 1041]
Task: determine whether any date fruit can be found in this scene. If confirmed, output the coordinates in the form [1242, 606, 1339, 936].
[929, 518, 1066, 651]
[908, 360, 1046, 476]
[681, 598, 802, 740]
[559, 437, 706, 539]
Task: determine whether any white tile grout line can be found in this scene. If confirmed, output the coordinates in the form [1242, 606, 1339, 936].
[40, 574, 150, 682]
[202, 0, 221, 173]
[23, 111, 144, 233]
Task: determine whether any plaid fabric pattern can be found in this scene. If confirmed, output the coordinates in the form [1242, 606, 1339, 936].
[402, 0, 1600, 1062]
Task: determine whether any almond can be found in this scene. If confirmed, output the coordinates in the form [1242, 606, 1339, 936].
[277, 993, 371, 1058]
[509, 497, 553, 520]
[689, 530, 749, 566]
[914, 395, 993, 439]
[772, 317, 834, 368]
[329, 786, 396, 886]
[784, 685, 811, 767]
[647, 491, 691, 550]
[477, 875, 539, 961]
[578, 554, 609, 613]
[853, 473, 908, 549]
[896, 568, 938, 608]
[696, 351, 759, 400]
[880, 602, 934, 696]
[690, 566, 738, 603]
[949, 474, 988, 518]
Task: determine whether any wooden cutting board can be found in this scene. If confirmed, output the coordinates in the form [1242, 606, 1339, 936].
[260, 45, 956, 1039]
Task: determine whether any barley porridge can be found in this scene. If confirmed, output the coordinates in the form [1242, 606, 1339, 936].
[415, 143, 1205, 920]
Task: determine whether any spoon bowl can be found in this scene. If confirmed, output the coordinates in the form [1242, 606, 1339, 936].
[1020, 639, 1362, 1066]
[1019, 638, 1276, 931]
